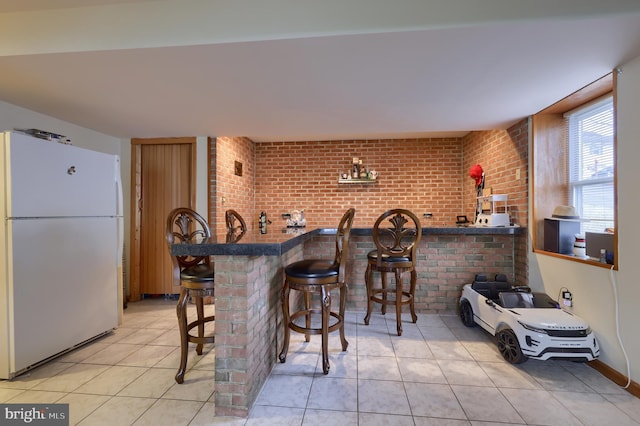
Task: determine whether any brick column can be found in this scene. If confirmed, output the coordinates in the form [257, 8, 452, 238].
[212, 245, 303, 417]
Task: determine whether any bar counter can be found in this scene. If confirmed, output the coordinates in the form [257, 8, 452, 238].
[170, 225, 526, 418]
[171, 225, 524, 256]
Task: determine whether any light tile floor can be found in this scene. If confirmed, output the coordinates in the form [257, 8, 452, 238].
[1, 298, 639, 425]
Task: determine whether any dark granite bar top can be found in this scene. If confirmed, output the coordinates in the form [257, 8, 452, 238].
[171, 225, 525, 257]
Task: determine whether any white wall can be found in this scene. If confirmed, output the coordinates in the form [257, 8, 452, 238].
[528, 55, 640, 386]
[0, 101, 131, 294]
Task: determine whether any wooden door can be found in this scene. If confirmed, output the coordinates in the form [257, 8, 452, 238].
[129, 137, 196, 301]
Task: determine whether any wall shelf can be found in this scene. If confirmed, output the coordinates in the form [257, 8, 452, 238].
[338, 178, 377, 184]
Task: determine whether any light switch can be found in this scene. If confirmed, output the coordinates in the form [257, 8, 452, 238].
[515, 168, 521, 180]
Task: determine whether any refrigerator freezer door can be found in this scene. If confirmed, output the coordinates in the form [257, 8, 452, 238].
[5, 131, 117, 218]
[3, 217, 119, 377]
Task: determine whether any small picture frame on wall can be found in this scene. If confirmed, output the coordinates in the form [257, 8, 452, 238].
[234, 161, 243, 176]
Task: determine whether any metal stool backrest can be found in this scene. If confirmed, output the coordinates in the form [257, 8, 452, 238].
[372, 209, 422, 268]
[225, 209, 247, 243]
[166, 208, 212, 275]
[334, 208, 356, 282]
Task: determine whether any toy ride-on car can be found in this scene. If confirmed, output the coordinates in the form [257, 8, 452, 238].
[459, 274, 599, 364]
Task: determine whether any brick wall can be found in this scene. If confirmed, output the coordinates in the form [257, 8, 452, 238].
[462, 119, 529, 285]
[462, 120, 529, 227]
[211, 136, 255, 237]
[211, 128, 529, 232]
[254, 138, 463, 229]
[208, 137, 217, 227]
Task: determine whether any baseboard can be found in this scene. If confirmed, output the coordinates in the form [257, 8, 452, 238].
[589, 360, 640, 398]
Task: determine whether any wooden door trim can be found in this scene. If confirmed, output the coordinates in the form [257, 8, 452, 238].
[129, 137, 197, 302]
[129, 143, 141, 302]
[131, 137, 196, 146]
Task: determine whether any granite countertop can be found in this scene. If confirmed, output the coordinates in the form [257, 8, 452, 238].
[171, 225, 525, 257]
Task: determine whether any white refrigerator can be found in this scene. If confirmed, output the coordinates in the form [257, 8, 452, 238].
[0, 130, 123, 380]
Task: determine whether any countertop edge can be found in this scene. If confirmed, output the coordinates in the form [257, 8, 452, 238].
[171, 226, 524, 257]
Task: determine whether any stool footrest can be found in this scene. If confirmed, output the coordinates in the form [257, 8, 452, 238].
[369, 289, 413, 306]
[186, 315, 215, 345]
[288, 309, 344, 335]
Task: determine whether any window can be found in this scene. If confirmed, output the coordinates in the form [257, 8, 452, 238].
[567, 96, 615, 233]
[532, 72, 617, 267]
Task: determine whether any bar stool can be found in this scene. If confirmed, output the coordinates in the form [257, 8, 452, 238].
[279, 208, 355, 374]
[364, 209, 422, 336]
[166, 207, 215, 384]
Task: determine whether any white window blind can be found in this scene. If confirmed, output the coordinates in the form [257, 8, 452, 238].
[567, 95, 614, 233]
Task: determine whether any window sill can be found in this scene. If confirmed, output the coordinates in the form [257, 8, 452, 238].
[534, 249, 617, 270]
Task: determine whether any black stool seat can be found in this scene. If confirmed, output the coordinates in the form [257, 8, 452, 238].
[180, 264, 215, 282]
[285, 260, 338, 279]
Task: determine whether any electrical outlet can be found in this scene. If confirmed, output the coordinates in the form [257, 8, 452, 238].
[423, 213, 433, 218]
[562, 291, 572, 300]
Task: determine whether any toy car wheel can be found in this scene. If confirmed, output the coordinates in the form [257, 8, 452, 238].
[496, 329, 526, 364]
[459, 300, 475, 327]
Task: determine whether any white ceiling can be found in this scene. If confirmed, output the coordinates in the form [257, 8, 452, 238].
[1, 0, 640, 142]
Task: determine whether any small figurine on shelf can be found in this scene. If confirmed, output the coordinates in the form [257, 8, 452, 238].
[360, 163, 368, 179]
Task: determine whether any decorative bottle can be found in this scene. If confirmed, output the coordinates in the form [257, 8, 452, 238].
[352, 159, 359, 179]
[259, 212, 267, 234]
